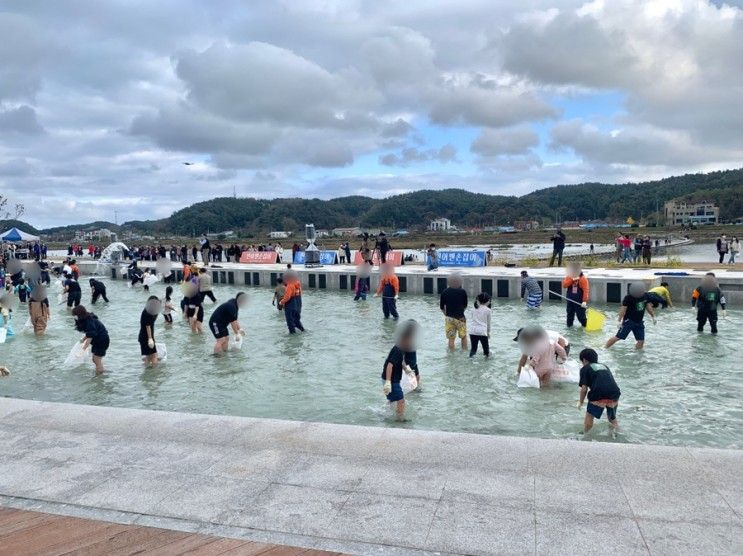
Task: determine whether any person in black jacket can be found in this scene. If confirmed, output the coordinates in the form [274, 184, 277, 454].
[549, 228, 566, 267]
[89, 278, 109, 304]
[72, 305, 109, 374]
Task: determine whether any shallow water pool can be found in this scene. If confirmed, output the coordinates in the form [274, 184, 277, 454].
[1, 279, 741, 449]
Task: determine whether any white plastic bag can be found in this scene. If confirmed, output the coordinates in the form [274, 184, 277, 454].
[517, 365, 540, 388]
[0, 327, 7, 344]
[23, 317, 33, 333]
[229, 334, 244, 351]
[63, 341, 92, 368]
[551, 359, 580, 384]
[143, 273, 159, 287]
[156, 342, 167, 362]
[401, 369, 418, 393]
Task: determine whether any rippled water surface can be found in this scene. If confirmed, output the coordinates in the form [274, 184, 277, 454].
[2, 279, 741, 449]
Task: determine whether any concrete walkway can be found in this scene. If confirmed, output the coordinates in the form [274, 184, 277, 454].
[1, 398, 741, 555]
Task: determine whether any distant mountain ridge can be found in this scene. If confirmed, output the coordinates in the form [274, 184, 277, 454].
[10, 168, 743, 238]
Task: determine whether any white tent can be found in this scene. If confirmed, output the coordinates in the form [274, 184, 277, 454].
[0, 227, 40, 242]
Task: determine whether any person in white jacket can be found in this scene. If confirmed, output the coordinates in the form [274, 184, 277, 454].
[729, 237, 740, 264]
[468, 292, 492, 357]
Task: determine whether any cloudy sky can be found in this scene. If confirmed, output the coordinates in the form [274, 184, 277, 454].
[1, 0, 742, 227]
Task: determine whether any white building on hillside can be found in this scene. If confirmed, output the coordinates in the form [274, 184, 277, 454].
[429, 217, 453, 231]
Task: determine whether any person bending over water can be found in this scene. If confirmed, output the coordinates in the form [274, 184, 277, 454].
[382, 319, 419, 421]
[692, 272, 727, 335]
[515, 326, 567, 386]
[72, 305, 109, 374]
[89, 278, 109, 304]
[63, 273, 82, 309]
[520, 271, 543, 309]
[439, 273, 468, 351]
[209, 292, 248, 354]
[605, 282, 656, 350]
[139, 296, 162, 367]
[647, 282, 672, 309]
[577, 349, 620, 434]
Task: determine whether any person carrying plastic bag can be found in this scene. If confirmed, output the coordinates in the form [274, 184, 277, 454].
[208, 292, 248, 355]
[70, 305, 109, 374]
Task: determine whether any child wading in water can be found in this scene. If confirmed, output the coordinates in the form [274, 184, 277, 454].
[163, 286, 175, 326]
[382, 319, 419, 421]
[272, 277, 286, 311]
[577, 348, 621, 434]
[468, 293, 491, 357]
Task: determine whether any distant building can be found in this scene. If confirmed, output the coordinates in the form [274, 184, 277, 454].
[332, 227, 362, 237]
[268, 231, 292, 239]
[664, 201, 719, 226]
[514, 220, 540, 231]
[429, 217, 453, 231]
[75, 228, 115, 241]
[315, 229, 330, 238]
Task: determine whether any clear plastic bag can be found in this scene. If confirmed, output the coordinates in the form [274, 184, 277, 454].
[229, 334, 243, 351]
[63, 341, 92, 368]
[551, 359, 580, 383]
[156, 342, 167, 362]
[0, 327, 7, 344]
[401, 369, 418, 393]
[517, 365, 540, 388]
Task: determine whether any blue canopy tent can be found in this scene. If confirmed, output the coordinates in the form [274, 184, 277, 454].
[0, 227, 40, 242]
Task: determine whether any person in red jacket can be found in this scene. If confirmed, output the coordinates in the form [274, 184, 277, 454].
[279, 270, 305, 334]
[375, 263, 400, 320]
[562, 263, 589, 328]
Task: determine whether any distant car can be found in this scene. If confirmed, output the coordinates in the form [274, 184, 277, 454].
[392, 230, 409, 237]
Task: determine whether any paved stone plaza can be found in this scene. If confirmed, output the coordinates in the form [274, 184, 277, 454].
[0, 398, 741, 555]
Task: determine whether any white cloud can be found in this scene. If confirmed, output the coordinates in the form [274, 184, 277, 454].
[0, 0, 741, 227]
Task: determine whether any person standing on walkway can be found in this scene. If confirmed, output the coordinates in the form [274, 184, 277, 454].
[641, 236, 653, 265]
[549, 228, 566, 267]
[344, 242, 352, 265]
[440, 273, 468, 351]
[728, 237, 739, 264]
[562, 263, 589, 328]
[716, 234, 729, 264]
[376, 232, 391, 264]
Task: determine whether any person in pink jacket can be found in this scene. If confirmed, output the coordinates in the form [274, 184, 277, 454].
[515, 326, 567, 386]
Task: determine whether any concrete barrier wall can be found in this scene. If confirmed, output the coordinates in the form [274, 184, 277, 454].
[50, 259, 743, 306]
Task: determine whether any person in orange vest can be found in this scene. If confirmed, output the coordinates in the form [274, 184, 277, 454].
[562, 262, 589, 328]
[279, 270, 305, 333]
[374, 263, 399, 320]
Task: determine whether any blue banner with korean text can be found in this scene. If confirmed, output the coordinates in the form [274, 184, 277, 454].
[293, 251, 338, 265]
[430, 250, 487, 268]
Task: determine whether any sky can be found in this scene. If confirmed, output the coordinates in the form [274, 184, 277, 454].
[1, 0, 743, 227]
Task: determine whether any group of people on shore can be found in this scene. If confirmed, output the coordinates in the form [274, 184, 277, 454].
[716, 234, 740, 264]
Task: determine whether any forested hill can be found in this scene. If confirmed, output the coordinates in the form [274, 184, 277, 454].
[34, 168, 743, 236]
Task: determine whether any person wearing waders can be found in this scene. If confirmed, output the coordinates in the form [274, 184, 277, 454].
[692, 272, 727, 334]
[375, 263, 399, 320]
[279, 270, 305, 333]
[562, 263, 589, 328]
